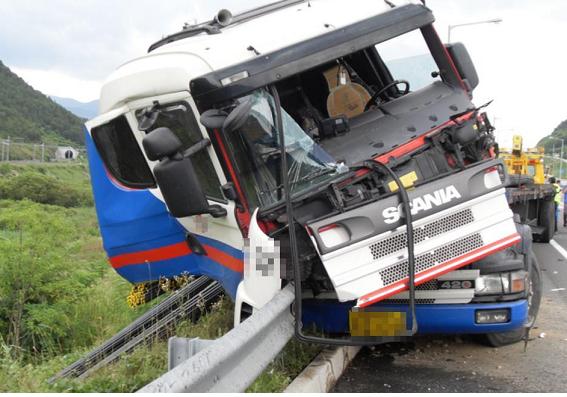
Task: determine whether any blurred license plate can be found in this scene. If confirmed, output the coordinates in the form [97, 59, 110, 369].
[349, 310, 407, 337]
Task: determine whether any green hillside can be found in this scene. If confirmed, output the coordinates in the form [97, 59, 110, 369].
[537, 119, 567, 150]
[0, 61, 85, 145]
[537, 118, 567, 178]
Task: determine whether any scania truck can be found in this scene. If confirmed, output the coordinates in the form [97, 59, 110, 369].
[86, 0, 541, 346]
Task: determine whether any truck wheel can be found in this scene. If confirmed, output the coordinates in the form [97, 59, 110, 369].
[484, 254, 542, 347]
[537, 199, 555, 243]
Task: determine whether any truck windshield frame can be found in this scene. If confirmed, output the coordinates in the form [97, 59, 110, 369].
[189, 4, 462, 111]
[192, 5, 469, 213]
[223, 89, 346, 210]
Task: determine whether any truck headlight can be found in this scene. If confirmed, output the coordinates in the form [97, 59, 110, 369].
[475, 270, 527, 295]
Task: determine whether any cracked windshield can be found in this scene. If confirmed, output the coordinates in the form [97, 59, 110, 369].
[225, 89, 345, 208]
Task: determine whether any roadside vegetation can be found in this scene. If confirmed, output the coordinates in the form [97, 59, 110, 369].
[0, 162, 319, 392]
[0, 163, 92, 207]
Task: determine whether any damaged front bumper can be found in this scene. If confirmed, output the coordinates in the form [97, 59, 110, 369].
[306, 160, 520, 307]
[302, 299, 528, 334]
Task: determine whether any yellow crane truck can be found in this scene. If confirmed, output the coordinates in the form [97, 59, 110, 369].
[499, 135, 555, 242]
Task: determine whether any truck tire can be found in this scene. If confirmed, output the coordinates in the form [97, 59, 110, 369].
[484, 253, 542, 347]
[537, 199, 555, 243]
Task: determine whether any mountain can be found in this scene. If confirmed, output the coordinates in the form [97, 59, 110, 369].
[537, 118, 567, 178]
[537, 118, 567, 153]
[50, 96, 98, 120]
[0, 60, 85, 145]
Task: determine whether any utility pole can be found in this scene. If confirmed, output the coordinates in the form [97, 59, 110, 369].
[41, 143, 45, 163]
[6, 136, 10, 162]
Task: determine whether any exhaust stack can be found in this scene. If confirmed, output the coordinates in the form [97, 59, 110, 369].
[215, 9, 233, 27]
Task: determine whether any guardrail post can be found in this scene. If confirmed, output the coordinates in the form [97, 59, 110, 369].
[168, 337, 213, 370]
[138, 284, 295, 393]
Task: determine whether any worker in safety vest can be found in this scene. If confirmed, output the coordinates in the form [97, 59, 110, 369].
[550, 177, 561, 231]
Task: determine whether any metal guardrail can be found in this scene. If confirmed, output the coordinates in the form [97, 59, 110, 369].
[49, 277, 222, 382]
[138, 284, 295, 393]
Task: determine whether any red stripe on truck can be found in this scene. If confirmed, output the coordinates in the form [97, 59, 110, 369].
[109, 242, 243, 273]
[110, 242, 191, 269]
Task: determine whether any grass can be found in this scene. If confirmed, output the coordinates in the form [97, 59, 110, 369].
[0, 292, 320, 393]
[22, 297, 234, 393]
[248, 339, 322, 392]
[0, 162, 93, 207]
[0, 161, 92, 195]
[0, 162, 322, 392]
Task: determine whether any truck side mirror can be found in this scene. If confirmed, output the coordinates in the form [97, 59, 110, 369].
[199, 99, 252, 134]
[142, 127, 183, 161]
[142, 127, 226, 218]
[223, 99, 253, 133]
[445, 42, 479, 91]
[200, 109, 228, 130]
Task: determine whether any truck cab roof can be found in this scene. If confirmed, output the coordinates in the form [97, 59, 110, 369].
[98, 0, 421, 114]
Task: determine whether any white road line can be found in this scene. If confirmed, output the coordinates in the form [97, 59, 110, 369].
[550, 239, 567, 261]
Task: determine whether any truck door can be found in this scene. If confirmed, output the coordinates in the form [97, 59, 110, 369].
[134, 97, 244, 250]
[86, 94, 244, 298]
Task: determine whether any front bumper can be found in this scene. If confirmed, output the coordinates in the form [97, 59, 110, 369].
[302, 299, 528, 335]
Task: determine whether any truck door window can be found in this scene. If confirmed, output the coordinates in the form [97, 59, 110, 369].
[139, 103, 224, 202]
[375, 29, 441, 92]
[91, 115, 155, 189]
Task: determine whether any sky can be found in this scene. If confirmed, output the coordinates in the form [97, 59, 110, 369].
[1, 0, 566, 147]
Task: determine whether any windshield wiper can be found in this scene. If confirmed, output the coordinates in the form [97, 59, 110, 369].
[290, 167, 338, 188]
[258, 166, 342, 197]
[450, 100, 493, 124]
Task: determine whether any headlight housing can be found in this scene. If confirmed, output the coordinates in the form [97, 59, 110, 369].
[475, 270, 527, 295]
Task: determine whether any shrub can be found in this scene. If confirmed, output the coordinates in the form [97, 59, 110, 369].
[0, 201, 101, 357]
[0, 172, 92, 207]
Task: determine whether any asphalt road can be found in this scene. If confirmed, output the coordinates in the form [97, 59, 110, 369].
[333, 227, 567, 393]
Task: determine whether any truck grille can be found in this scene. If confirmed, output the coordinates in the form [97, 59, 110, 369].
[415, 280, 438, 290]
[384, 298, 435, 304]
[369, 208, 475, 261]
[378, 233, 483, 286]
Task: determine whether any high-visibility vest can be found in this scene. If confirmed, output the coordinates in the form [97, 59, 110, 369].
[553, 183, 561, 204]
